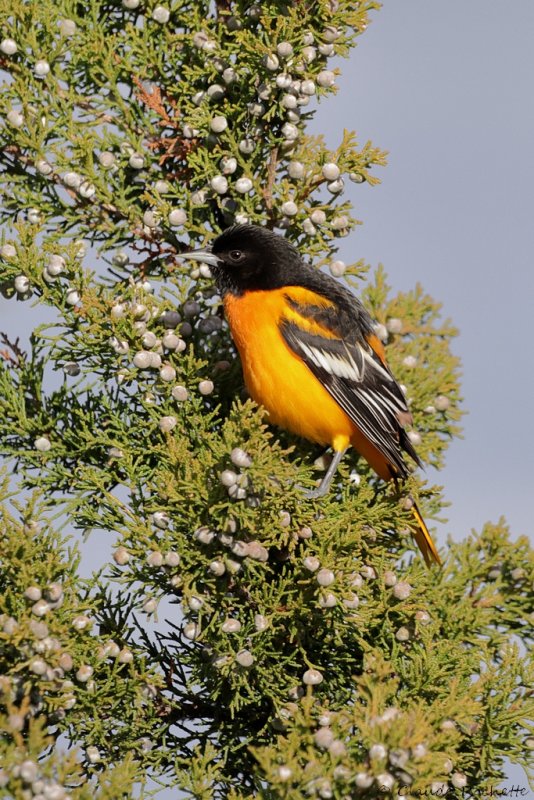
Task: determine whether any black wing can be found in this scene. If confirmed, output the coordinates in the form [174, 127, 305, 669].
[281, 318, 420, 478]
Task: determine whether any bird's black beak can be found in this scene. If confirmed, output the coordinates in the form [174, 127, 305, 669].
[181, 247, 222, 268]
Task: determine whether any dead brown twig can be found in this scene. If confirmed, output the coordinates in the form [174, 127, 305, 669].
[0, 333, 26, 368]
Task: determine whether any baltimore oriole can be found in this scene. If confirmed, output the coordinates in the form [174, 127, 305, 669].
[184, 224, 440, 566]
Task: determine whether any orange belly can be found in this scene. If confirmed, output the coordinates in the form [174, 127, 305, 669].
[224, 288, 393, 481]
[224, 288, 351, 447]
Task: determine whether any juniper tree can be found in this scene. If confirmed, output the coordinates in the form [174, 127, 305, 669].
[0, 1, 533, 798]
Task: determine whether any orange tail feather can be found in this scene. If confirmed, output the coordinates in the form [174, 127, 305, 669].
[410, 500, 441, 567]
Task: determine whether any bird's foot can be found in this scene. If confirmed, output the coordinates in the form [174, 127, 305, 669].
[299, 448, 347, 500]
[301, 483, 330, 500]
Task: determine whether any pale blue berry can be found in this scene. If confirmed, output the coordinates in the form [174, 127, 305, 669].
[0, 38, 17, 55]
[317, 70, 335, 87]
[235, 649, 254, 666]
[302, 668, 323, 685]
[152, 5, 170, 23]
[210, 115, 228, 133]
[235, 177, 253, 193]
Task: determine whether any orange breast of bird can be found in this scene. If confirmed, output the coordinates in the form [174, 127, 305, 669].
[224, 287, 391, 479]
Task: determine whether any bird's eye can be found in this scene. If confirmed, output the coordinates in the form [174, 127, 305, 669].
[229, 249, 243, 261]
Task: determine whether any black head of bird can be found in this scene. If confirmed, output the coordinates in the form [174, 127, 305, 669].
[183, 224, 306, 296]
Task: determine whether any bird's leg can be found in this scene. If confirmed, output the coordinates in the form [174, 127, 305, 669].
[304, 448, 347, 499]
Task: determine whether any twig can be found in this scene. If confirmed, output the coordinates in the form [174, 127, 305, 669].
[0, 333, 26, 368]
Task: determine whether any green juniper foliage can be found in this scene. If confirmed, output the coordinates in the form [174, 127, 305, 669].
[0, 1, 532, 798]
